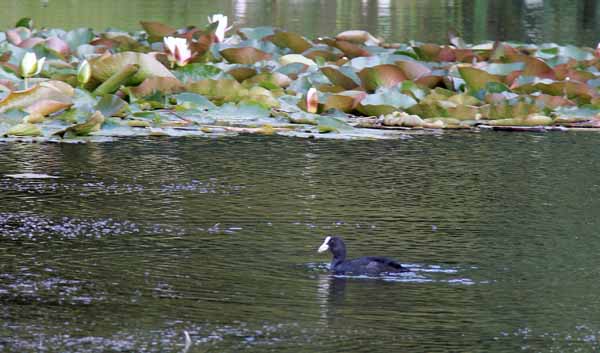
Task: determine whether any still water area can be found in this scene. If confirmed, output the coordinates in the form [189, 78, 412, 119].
[1, 0, 600, 46]
[1, 133, 600, 352]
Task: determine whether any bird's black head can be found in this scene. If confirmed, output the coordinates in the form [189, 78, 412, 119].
[317, 236, 346, 260]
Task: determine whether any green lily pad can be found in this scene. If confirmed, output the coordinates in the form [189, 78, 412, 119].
[243, 72, 292, 89]
[320, 66, 360, 90]
[174, 92, 216, 110]
[54, 110, 105, 137]
[486, 115, 554, 126]
[238, 27, 275, 41]
[186, 79, 244, 105]
[4, 123, 41, 137]
[271, 31, 312, 53]
[64, 28, 94, 52]
[324, 90, 367, 113]
[356, 90, 417, 116]
[316, 115, 353, 133]
[173, 63, 222, 82]
[458, 66, 503, 93]
[90, 52, 175, 85]
[95, 94, 129, 117]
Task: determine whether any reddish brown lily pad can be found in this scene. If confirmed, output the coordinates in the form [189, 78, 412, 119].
[220, 47, 272, 65]
[271, 31, 312, 53]
[358, 64, 407, 91]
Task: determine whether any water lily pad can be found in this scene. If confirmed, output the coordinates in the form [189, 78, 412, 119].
[243, 72, 291, 89]
[128, 77, 184, 98]
[4, 123, 41, 136]
[320, 66, 360, 90]
[227, 66, 258, 82]
[336, 30, 381, 46]
[90, 52, 175, 85]
[140, 21, 176, 42]
[242, 86, 280, 108]
[220, 47, 272, 64]
[187, 79, 244, 105]
[482, 62, 525, 76]
[413, 44, 455, 62]
[316, 115, 353, 133]
[458, 66, 503, 92]
[359, 64, 407, 91]
[0, 80, 74, 113]
[486, 114, 554, 126]
[334, 40, 371, 58]
[302, 46, 343, 62]
[174, 92, 216, 110]
[481, 100, 540, 119]
[173, 63, 222, 82]
[24, 99, 72, 116]
[54, 110, 105, 137]
[64, 28, 94, 52]
[280, 54, 316, 66]
[271, 31, 312, 53]
[395, 60, 431, 80]
[357, 90, 417, 116]
[95, 94, 129, 117]
[238, 27, 275, 41]
[324, 90, 367, 113]
[275, 63, 308, 79]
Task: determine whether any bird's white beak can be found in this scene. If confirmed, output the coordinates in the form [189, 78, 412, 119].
[318, 236, 331, 253]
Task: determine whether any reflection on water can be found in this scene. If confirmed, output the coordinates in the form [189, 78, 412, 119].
[1, 0, 600, 45]
[1, 133, 600, 351]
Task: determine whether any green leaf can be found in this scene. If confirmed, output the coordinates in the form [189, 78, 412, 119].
[174, 92, 216, 110]
[173, 63, 222, 82]
[356, 90, 417, 116]
[90, 52, 175, 85]
[458, 66, 503, 92]
[316, 115, 353, 133]
[238, 27, 275, 41]
[64, 28, 94, 53]
[4, 123, 41, 137]
[95, 94, 129, 117]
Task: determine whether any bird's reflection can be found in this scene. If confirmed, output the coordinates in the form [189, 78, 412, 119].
[317, 274, 347, 322]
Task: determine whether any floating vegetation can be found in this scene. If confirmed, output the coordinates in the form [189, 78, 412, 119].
[2, 17, 600, 143]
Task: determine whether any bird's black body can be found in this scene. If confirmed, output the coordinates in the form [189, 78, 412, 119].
[318, 236, 410, 275]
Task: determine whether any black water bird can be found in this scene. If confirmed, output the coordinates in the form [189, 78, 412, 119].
[318, 236, 410, 275]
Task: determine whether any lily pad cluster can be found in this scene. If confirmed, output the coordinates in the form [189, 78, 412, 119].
[2, 18, 600, 143]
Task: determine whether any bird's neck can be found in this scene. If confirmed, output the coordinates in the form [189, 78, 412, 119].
[331, 251, 346, 267]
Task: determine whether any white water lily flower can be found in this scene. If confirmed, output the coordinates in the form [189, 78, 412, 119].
[208, 14, 232, 42]
[163, 36, 192, 66]
[306, 87, 319, 113]
[77, 60, 91, 85]
[20, 52, 45, 78]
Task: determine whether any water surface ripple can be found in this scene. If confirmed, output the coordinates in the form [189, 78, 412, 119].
[1, 133, 600, 352]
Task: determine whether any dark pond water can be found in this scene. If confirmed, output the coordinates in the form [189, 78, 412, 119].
[1, 132, 600, 352]
[2, 0, 600, 46]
